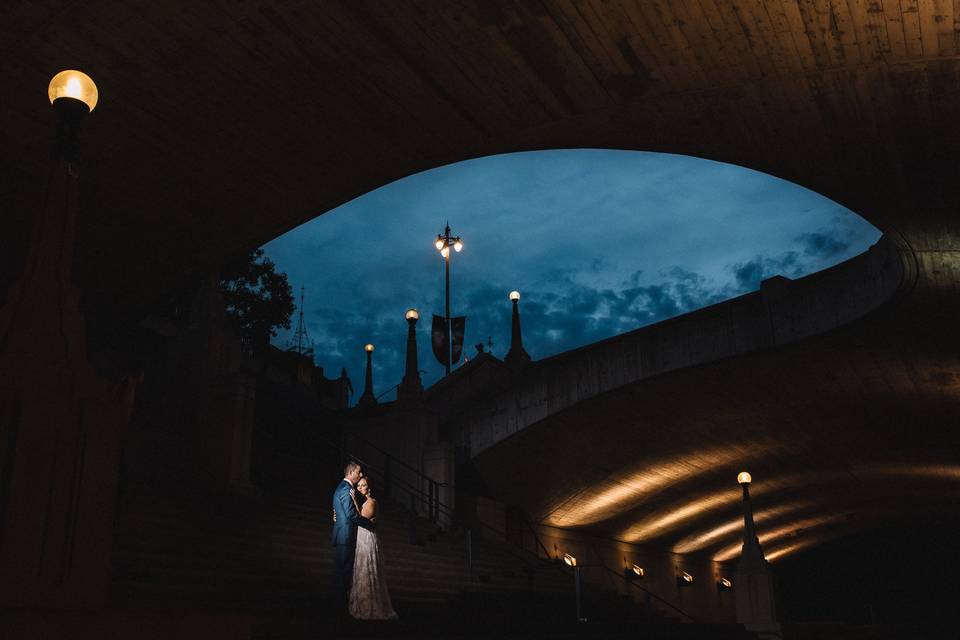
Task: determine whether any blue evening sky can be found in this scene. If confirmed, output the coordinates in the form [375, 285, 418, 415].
[261, 150, 880, 403]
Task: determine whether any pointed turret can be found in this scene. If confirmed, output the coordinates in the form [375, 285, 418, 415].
[357, 343, 377, 407]
[734, 471, 780, 635]
[504, 290, 531, 367]
[398, 309, 423, 402]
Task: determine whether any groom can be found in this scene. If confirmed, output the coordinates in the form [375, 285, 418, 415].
[331, 461, 373, 610]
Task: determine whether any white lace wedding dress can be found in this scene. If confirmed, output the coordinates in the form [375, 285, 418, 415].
[348, 523, 398, 620]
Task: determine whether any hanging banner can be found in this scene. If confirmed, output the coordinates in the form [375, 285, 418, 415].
[431, 315, 467, 366]
[431, 315, 449, 366]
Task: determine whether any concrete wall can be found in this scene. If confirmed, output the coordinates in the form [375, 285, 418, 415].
[456, 237, 905, 457]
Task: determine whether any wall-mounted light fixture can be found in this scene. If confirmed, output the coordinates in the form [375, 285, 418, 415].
[625, 563, 645, 581]
[563, 553, 577, 567]
[717, 576, 733, 592]
[676, 571, 694, 588]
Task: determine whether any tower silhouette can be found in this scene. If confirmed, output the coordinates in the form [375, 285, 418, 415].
[287, 285, 314, 360]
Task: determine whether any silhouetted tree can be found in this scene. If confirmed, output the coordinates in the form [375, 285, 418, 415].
[218, 248, 294, 351]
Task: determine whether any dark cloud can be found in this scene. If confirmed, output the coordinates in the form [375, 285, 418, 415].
[729, 251, 803, 291]
[732, 259, 764, 291]
[795, 232, 850, 259]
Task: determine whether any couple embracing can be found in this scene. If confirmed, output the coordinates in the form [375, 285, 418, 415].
[331, 461, 398, 620]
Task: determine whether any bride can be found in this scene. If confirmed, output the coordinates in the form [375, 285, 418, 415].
[348, 477, 398, 620]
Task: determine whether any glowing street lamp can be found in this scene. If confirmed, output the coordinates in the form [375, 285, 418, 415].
[48, 70, 99, 111]
[505, 290, 530, 366]
[738, 470, 755, 517]
[47, 69, 98, 161]
[734, 470, 779, 631]
[434, 222, 463, 376]
[358, 343, 377, 407]
[399, 309, 423, 401]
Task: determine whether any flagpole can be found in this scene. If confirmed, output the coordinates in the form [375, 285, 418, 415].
[434, 222, 463, 377]
[445, 243, 451, 376]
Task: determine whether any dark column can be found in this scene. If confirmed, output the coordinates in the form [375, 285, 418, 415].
[733, 473, 779, 635]
[358, 344, 377, 407]
[504, 291, 531, 367]
[398, 309, 423, 403]
[0, 92, 140, 607]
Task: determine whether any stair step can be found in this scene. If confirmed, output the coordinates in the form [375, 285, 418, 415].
[111, 488, 653, 621]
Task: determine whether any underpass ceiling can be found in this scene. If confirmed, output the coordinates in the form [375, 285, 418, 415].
[3, 2, 960, 560]
[3, 2, 960, 314]
[472, 293, 960, 562]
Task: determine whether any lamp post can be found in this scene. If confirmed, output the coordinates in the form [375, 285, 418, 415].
[434, 222, 463, 376]
[734, 471, 779, 635]
[0, 69, 141, 607]
[48, 70, 99, 160]
[737, 471, 756, 540]
[505, 290, 531, 366]
[358, 343, 377, 407]
[399, 308, 423, 401]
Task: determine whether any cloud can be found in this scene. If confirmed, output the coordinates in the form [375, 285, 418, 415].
[795, 232, 850, 259]
[729, 251, 803, 291]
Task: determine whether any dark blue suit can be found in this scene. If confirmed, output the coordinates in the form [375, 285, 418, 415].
[331, 479, 372, 607]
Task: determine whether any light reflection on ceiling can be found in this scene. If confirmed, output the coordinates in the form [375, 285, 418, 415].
[616, 470, 825, 543]
[542, 447, 748, 527]
[618, 486, 735, 542]
[711, 513, 857, 562]
[764, 538, 821, 563]
[599, 463, 960, 556]
[671, 500, 814, 554]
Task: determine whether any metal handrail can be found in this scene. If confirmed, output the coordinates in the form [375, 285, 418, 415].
[347, 450, 455, 520]
[595, 563, 699, 623]
[342, 430, 453, 491]
[329, 432, 455, 526]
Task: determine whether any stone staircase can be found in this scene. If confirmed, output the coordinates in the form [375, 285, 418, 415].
[109, 482, 573, 613]
[110, 452, 760, 639]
